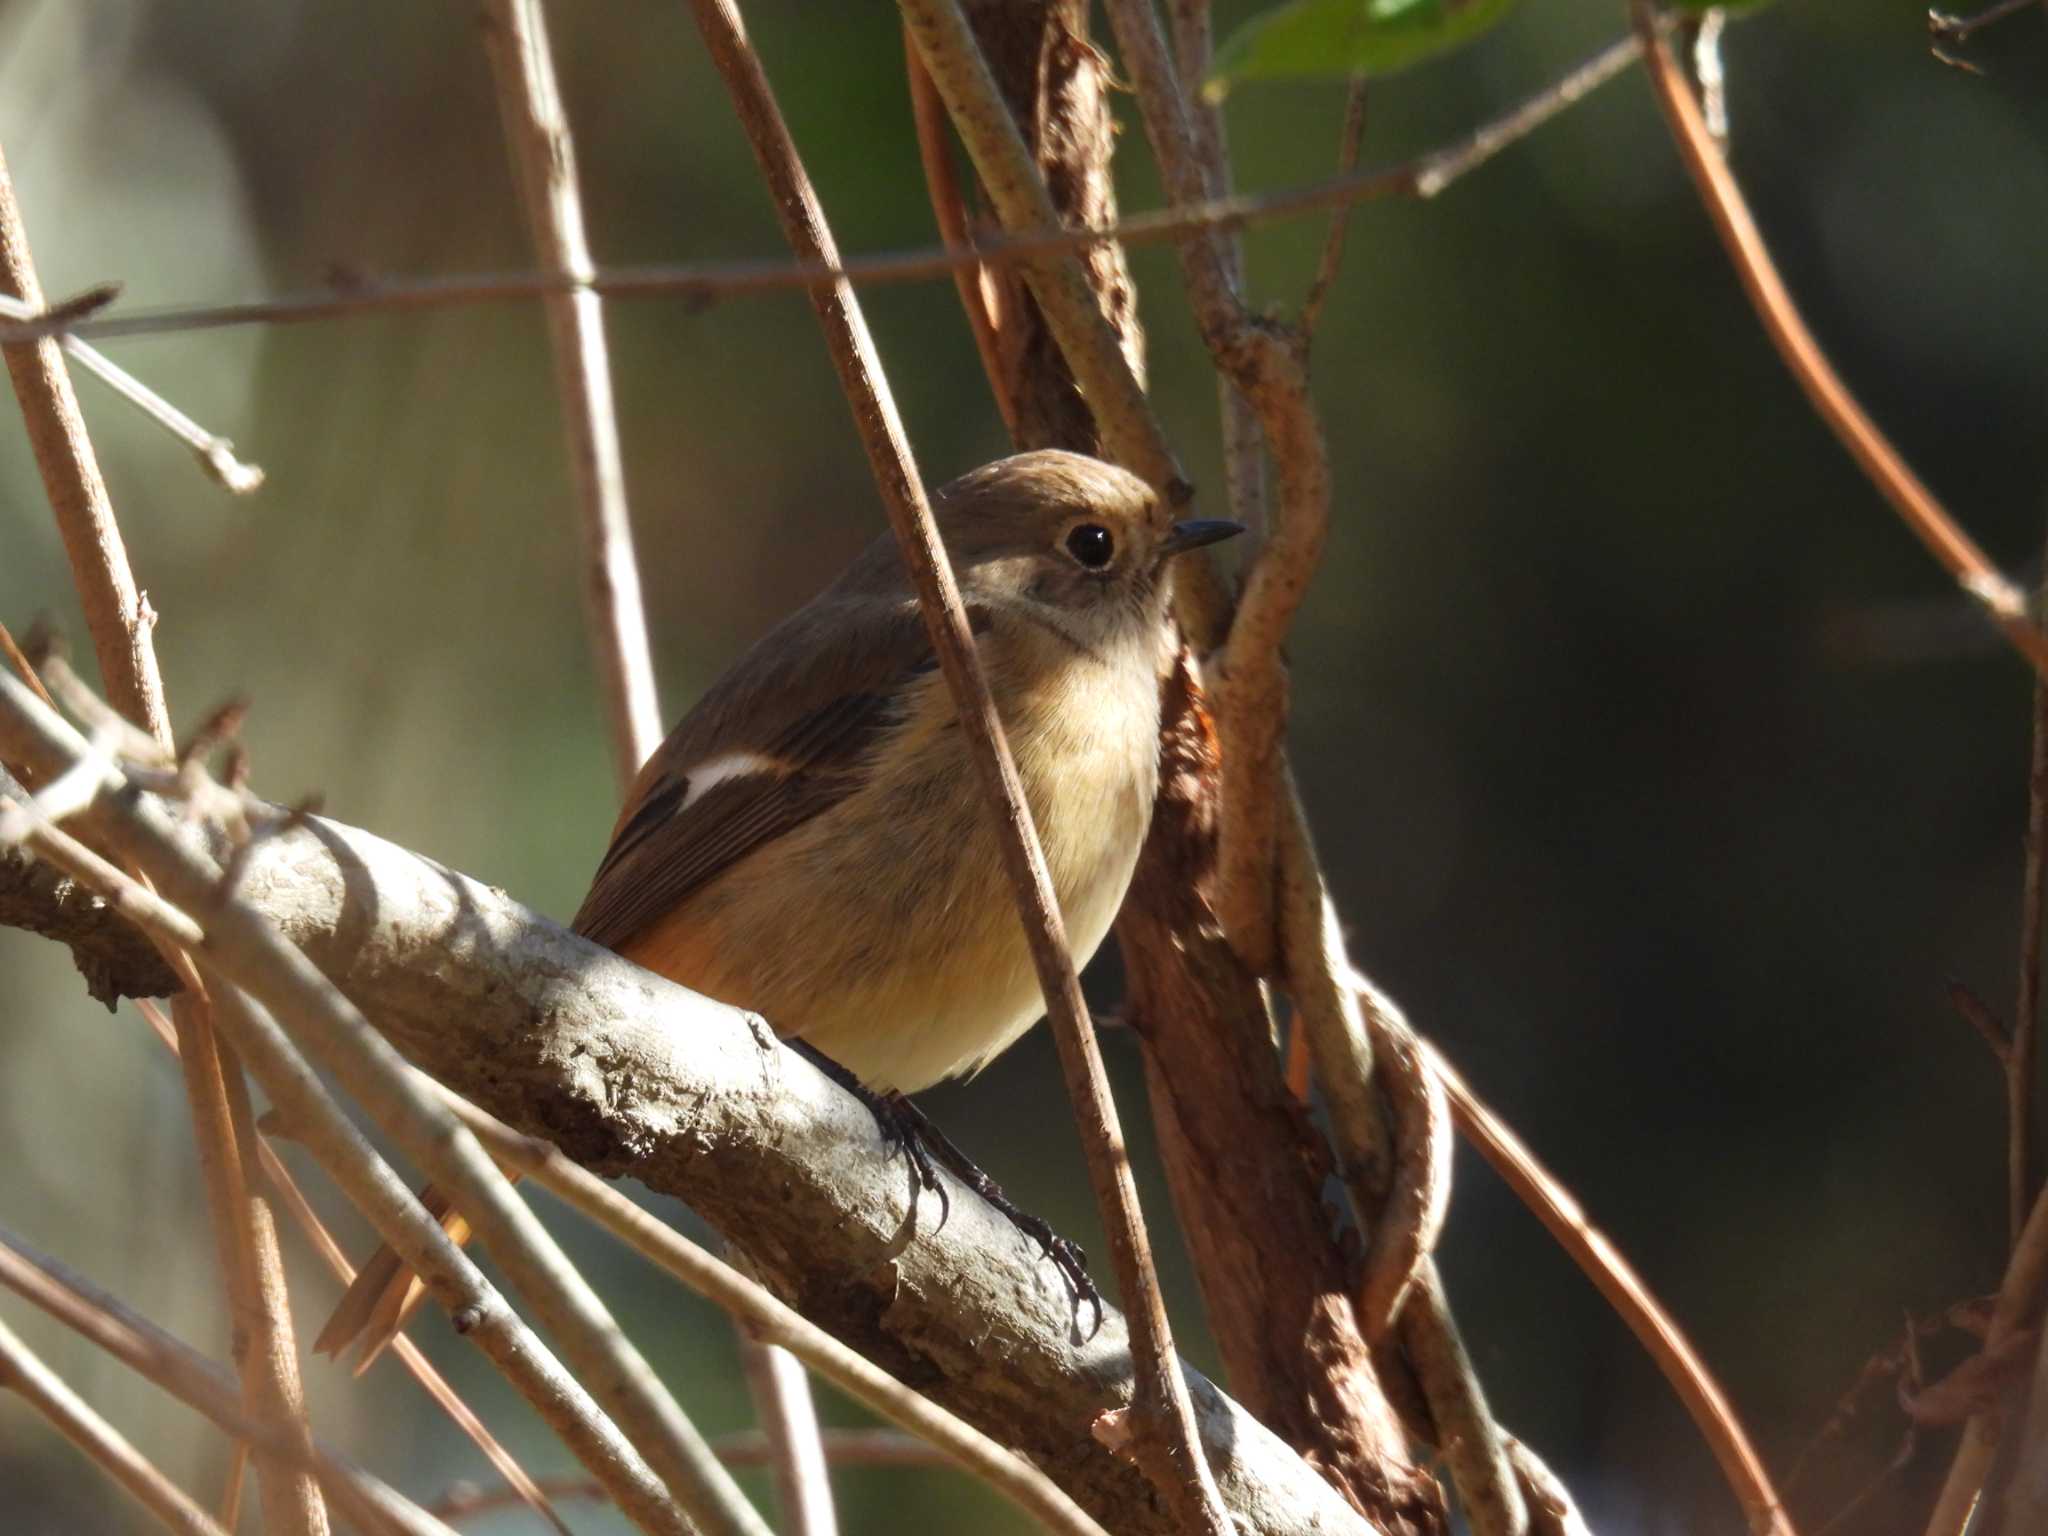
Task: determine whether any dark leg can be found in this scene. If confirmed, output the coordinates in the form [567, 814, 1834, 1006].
[789, 1040, 948, 1224]
[789, 1040, 1101, 1338]
[885, 1095, 1102, 1340]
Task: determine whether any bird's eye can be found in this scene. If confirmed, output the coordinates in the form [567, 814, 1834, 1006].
[1065, 523, 1114, 569]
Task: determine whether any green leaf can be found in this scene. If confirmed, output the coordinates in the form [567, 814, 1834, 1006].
[1207, 0, 1524, 96]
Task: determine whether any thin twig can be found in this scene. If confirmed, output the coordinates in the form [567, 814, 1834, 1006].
[894, 0, 1186, 492]
[1927, 0, 2043, 45]
[0, 1227, 454, 1536]
[440, 1092, 1116, 1536]
[0, 294, 262, 492]
[1170, 0, 1268, 545]
[1629, 0, 2048, 682]
[478, 0, 662, 790]
[1425, 1039, 1795, 1536]
[902, 25, 1020, 441]
[133, 999, 577, 1536]
[429, 1437, 953, 1524]
[0, 138, 324, 1536]
[738, 1340, 837, 1536]
[1301, 79, 1369, 343]
[1102, 0, 1328, 980]
[0, 140, 172, 747]
[0, 39, 1645, 356]
[2015, 540, 2048, 1245]
[687, 5, 1230, 1529]
[0, 1312, 231, 1536]
[1924, 1182, 2048, 1535]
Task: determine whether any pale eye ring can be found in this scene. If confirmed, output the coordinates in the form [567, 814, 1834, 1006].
[1065, 523, 1114, 569]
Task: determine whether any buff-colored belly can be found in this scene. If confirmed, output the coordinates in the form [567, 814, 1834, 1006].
[621, 660, 1158, 1092]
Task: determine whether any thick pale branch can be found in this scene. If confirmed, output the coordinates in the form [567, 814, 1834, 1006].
[0, 670, 1375, 1536]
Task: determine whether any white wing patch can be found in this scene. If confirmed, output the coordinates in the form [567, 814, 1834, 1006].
[679, 751, 788, 811]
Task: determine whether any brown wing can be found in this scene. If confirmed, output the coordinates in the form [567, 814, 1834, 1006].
[570, 595, 985, 951]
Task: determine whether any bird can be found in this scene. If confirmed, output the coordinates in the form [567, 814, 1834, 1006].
[315, 448, 1242, 1368]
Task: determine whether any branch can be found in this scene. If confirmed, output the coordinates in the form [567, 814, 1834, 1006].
[0, 141, 172, 747]
[2015, 546, 2048, 1242]
[1424, 1041, 1795, 1536]
[438, 1093, 1113, 1536]
[683, 4, 1230, 1529]
[0, 141, 325, 1536]
[898, 0, 1230, 646]
[0, 1226, 456, 1536]
[479, 0, 663, 790]
[0, 1312, 231, 1536]
[0, 669, 1377, 1536]
[1101, 0, 1325, 980]
[1629, 0, 2048, 683]
[134, 998, 577, 1536]
[0, 41, 1646, 356]
[0, 294, 263, 493]
[1924, 1179, 2048, 1532]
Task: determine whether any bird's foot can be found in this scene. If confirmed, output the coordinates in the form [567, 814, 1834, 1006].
[790, 1041, 1102, 1339]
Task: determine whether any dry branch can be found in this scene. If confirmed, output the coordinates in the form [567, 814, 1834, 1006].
[478, 0, 662, 789]
[1925, 1181, 2048, 1534]
[0, 1312, 231, 1536]
[0, 1227, 456, 1536]
[1, 140, 326, 1536]
[1426, 1041, 1793, 1535]
[0, 668, 1376, 1536]
[0, 40, 1646, 357]
[132, 997, 577, 1536]
[440, 1093, 1114, 1536]
[1629, 0, 2048, 683]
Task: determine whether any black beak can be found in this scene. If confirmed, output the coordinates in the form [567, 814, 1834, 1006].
[1158, 518, 1246, 558]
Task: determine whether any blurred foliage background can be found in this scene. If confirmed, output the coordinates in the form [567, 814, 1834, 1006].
[3, 1, 2046, 1532]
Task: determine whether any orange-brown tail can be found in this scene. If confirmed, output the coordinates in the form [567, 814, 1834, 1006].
[314, 1180, 511, 1374]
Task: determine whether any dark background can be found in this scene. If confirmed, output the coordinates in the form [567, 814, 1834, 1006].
[3, 1, 2046, 1531]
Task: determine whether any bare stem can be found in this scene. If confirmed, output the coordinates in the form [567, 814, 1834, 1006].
[1923, 1181, 2048, 1535]
[0, 138, 324, 1536]
[133, 999, 577, 1536]
[2015, 532, 2048, 1244]
[1301, 80, 1369, 342]
[1170, 0, 1268, 545]
[0, 40, 1645, 356]
[1629, 0, 2048, 682]
[1425, 1040, 1795, 1536]
[902, 27, 1020, 441]
[479, 0, 663, 789]
[684, 4, 1229, 1528]
[0, 1226, 456, 1536]
[0, 1312, 231, 1536]
[0, 141, 172, 747]
[0, 295, 262, 492]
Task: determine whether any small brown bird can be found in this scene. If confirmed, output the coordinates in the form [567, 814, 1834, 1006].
[318, 450, 1241, 1365]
